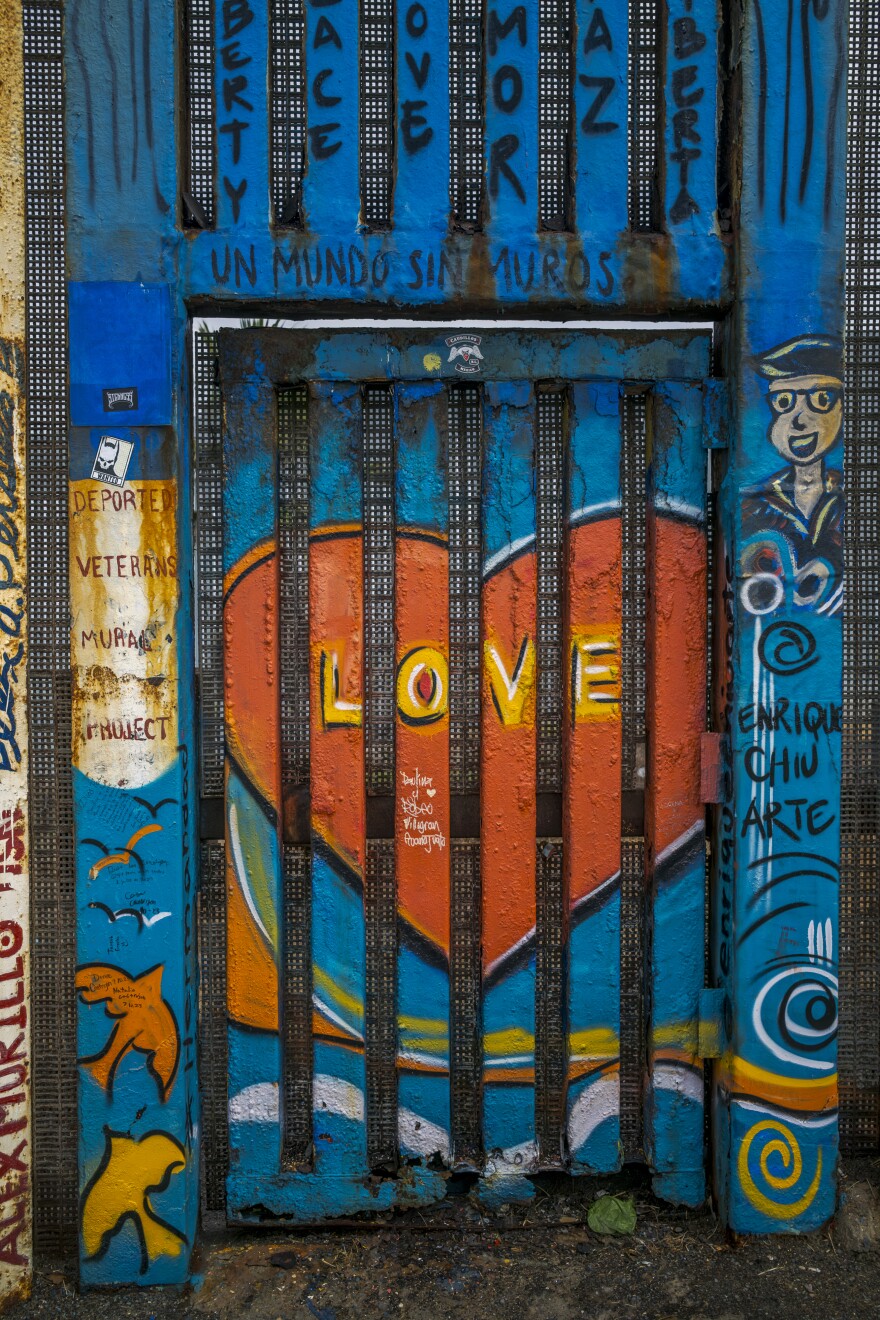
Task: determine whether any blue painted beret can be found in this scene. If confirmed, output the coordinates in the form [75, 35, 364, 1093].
[755, 335, 843, 381]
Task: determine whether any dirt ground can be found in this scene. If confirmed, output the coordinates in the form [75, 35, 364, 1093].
[11, 1160, 880, 1320]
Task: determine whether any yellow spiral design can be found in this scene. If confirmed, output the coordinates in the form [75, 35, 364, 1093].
[738, 1120, 823, 1220]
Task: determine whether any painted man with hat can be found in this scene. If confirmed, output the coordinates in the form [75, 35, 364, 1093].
[741, 334, 844, 613]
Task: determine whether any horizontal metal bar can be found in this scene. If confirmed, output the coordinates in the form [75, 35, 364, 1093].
[217, 328, 713, 389]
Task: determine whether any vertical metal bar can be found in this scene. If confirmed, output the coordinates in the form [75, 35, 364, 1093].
[222, 374, 283, 1121]
[534, 392, 566, 1165]
[481, 383, 537, 1177]
[565, 382, 623, 1173]
[307, 383, 369, 1186]
[448, 388, 483, 1166]
[303, 0, 359, 231]
[278, 387, 312, 1164]
[449, 0, 484, 227]
[183, 0, 215, 226]
[574, 0, 628, 242]
[485, 1, 539, 236]
[628, 0, 663, 231]
[643, 382, 707, 1206]
[619, 389, 647, 1162]
[715, 0, 846, 1233]
[538, 0, 573, 230]
[24, 0, 77, 1259]
[270, 0, 307, 227]
[395, 384, 451, 1165]
[360, 0, 395, 229]
[214, 0, 268, 233]
[395, 0, 450, 232]
[363, 389, 398, 1169]
[663, 0, 720, 300]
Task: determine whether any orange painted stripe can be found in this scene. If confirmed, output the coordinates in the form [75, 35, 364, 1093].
[310, 535, 366, 872]
[395, 537, 450, 954]
[481, 553, 538, 973]
[565, 517, 623, 909]
[223, 537, 276, 599]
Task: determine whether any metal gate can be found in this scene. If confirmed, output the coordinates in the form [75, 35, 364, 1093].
[7, 0, 863, 1292]
[211, 326, 711, 1217]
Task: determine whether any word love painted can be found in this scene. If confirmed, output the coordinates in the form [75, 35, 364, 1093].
[320, 630, 620, 729]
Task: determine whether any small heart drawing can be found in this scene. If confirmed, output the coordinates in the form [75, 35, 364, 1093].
[426, 788, 436, 798]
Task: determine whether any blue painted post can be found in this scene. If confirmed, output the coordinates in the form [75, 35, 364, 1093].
[663, 0, 722, 303]
[573, 0, 628, 250]
[64, 0, 200, 1284]
[714, 0, 847, 1230]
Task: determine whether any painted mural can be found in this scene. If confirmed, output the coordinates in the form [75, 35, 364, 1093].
[712, 0, 847, 1233]
[721, 337, 843, 1228]
[68, 286, 198, 1285]
[54, 0, 847, 1289]
[221, 367, 709, 1217]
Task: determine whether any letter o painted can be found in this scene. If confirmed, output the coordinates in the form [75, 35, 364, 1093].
[493, 64, 523, 113]
[397, 646, 449, 726]
[406, 3, 428, 37]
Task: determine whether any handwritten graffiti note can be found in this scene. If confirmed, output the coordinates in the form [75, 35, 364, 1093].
[69, 472, 179, 788]
[400, 768, 447, 854]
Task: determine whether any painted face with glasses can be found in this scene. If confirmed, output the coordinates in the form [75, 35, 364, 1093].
[767, 375, 842, 466]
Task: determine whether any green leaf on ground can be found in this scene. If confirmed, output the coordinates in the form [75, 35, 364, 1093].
[587, 1193, 637, 1236]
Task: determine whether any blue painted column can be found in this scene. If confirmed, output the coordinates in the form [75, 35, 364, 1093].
[65, 0, 199, 1283]
[714, 0, 847, 1230]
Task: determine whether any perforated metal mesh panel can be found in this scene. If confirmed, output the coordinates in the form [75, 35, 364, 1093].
[538, 0, 573, 231]
[536, 392, 565, 794]
[279, 388, 311, 796]
[619, 390, 648, 1162]
[24, 0, 79, 1259]
[198, 841, 228, 1216]
[360, 0, 395, 229]
[194, 331, 225, 798]
[840, 0, 880, 1155]
[628, 0, 662, 232]
[534, 392, 566, 1164]
[282, 842, 312, 1164]
[535, 838, 566, 1163]
[183, 0, 215, 226]
[448, 390, 483, 1166]
[448, 389, 482, 794]
[363, 390, 396, 795]
[449, 0, 484, 227]
[270, 0, 307, 227]
[278, 388, 313, 1164]
[362, 391, 398, 1169]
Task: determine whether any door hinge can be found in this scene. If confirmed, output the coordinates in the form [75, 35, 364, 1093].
[702, 379, 728, 449]
[698, 988, 725, 1059]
